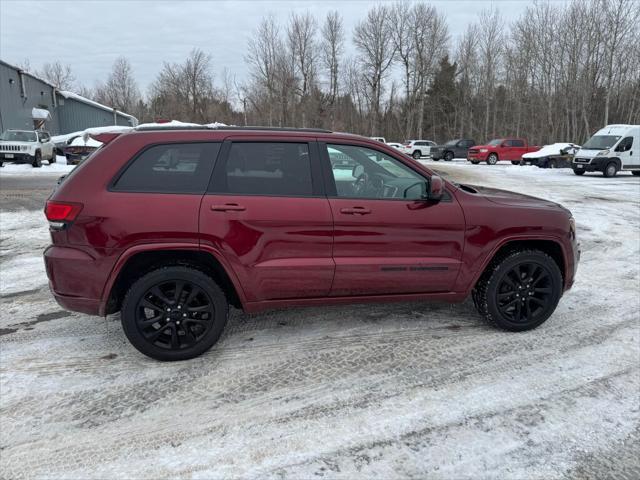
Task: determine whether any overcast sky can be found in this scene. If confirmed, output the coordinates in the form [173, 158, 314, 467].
[1, 0, 535, 93]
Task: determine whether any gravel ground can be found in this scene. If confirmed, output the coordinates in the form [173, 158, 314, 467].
[1, 161, 639, 479]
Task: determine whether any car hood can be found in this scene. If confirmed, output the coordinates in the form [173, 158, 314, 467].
[469, 144, 492, 150]
[464, 184, 565, 210]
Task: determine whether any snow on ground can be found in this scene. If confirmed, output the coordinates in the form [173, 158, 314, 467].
[0, 155, 74, 176]
[0, 162, 639, 479]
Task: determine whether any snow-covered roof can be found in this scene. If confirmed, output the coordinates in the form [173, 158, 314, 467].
[57, 90, 137, 122]
[522, 143, 581, 159]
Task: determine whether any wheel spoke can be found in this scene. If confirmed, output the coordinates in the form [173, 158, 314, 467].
[181, 323, 197, 345]
[185, 318, 209, 327]
[534, 287, 552, 294]
[184, 285, 203, 307]
[139, 314, 164, 327]
[173, 281, 185, 304]
[524, 298, 533, 321]
[146, 326, 169, 342]
[515, 300, 522, 320]
[187, 304, 211, 313]
[141, 298, 164, 312]
[170, 325, 179, 349]
[498, 291, 515, 299]
[151, 286, 173, 306]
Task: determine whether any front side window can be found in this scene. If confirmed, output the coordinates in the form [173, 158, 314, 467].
[113, 142, 220, 193]
[210, 142, 313, 196]
[327, 144, 426, 200]
[617, 136, 633, 151]
[488, 139, 503, 146]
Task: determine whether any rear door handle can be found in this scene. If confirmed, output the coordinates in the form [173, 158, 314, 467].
[340, 206, 371, 215]
[211, 203, 246, 212]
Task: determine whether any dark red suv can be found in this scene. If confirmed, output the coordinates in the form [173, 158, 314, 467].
[44, 126, 580, 360]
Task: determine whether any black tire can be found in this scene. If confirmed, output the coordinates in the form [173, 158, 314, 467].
[121, 266, 229, 361]
[49, 152, 56, 164]
[487, 153, 498, 165]
[412, 150, 422, 160]
[511, 161, 519, 165]
[32, 151, 42, 168]
[603, 162, 618, 177]
[470, 161, 480, 165]
[632, 171, 640, 176]
[444, 151, 454, 162]
[473, 249, 563, 331]
[0, 160, 3, 168]
[573, 169, 585, 175]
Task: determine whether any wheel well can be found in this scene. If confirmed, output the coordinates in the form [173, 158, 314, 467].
[106, 250, 241, 314]
[480, 240, 565, 284]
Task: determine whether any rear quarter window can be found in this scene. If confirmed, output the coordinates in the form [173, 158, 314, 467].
[112, 142, 220, 194]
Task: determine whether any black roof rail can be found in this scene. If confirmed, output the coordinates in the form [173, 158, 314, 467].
[215, 126, 333, 133]
[134, 124, 333, 133]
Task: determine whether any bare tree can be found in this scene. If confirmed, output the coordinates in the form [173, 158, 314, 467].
[288, 12, 317, 127]
[353, 5, 396, 135]
[321, 11, 344, 128]
[94, 57, 140, 113]
[39, 61, 75, 89]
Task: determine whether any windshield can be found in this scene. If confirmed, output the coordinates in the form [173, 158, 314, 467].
[1, 130, 37, 142]
[488, 139, 503, 146]
[582, 135, 621, 150]
[445, 139, 459, 146]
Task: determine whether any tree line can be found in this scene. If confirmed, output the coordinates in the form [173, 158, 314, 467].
[30, 0, 640, 145]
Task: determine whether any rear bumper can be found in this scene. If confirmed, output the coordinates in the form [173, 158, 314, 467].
[44, 245, 107, 316]
[50, 288, 101, 315]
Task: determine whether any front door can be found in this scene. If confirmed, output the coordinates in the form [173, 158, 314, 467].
[320, 142, 465, 296]
[199, 139, 334, 302]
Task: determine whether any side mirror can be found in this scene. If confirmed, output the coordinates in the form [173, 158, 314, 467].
[428, 175, 445, 202]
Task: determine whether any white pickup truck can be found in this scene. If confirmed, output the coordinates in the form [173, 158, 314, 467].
[0, 129, 56, 168]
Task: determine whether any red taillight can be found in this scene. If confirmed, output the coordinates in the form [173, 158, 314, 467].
[45, 201, 83, 222]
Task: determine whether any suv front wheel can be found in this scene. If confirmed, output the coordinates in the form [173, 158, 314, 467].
[121, 266, 229, 360]
[473, 250, 562, 331]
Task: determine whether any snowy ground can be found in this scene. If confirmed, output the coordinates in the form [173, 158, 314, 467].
[1, 160, 639, 479]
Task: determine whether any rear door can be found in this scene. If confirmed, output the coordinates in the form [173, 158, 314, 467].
[508, 139, 527, 160]
[199, 137, 334, 302]
[617, 128, 639, 169]
[320, 141, 465, 296]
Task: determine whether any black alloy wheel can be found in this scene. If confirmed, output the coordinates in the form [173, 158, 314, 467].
[121, 266, 228, 360]
[135, 279, 215, 350]
[494, 263, 553, 325]
[473, 250, 562, 331]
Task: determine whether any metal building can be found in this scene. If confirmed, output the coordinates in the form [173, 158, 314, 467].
[0, 59, 137, 135]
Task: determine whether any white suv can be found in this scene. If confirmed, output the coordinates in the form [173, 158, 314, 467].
[0, 130, 56, 168]
[401, 140, 436, 159]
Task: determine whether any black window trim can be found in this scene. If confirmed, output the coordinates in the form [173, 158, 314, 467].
[205, 139, 325, 198]
[318, 140, 452, 203]
[108, 140, 223, 195]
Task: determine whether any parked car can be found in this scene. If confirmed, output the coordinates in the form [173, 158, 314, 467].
[370, 137, 386, 143]
[467, 138, 539, 165]
[44, 125, 579, 360]
[572, 124, 640, 177]
[386, 142, 403, 150]
[521, 143, 580, 169]
[401, 139, 436, 159]
[63, 135, 102, 165]
[0, 129, 56, 167]
[431, 139, 477, 161]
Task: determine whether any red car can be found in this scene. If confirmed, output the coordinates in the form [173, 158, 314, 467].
[44, 126, 579, 360]
[468, 138, 539, 165]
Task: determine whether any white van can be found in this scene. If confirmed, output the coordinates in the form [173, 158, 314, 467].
[572, 124, 640, 177]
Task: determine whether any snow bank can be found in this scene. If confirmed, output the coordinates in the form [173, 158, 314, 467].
[0, 156, 73, 175]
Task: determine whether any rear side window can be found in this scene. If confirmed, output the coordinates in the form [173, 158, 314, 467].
[210, 142, 313, 196]
[113, 142, 220, 193]
[509, 139, 525, 147]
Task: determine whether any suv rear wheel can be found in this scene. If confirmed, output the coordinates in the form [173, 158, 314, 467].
[412, 150, 422, 160]
[473, 250, 562, 331]
[121, 266, 229, 360]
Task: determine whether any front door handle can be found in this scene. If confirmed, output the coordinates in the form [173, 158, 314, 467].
[211, 203, 246, 212]
[340, 206, 371, 215]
